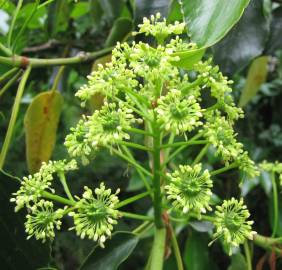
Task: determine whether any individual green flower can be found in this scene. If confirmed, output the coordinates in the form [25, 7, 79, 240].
[212, 198, 256, 255]
[75, 62, 137, 106]
[25, 200, 64, 242]
[134, 12, 186, 43]
[165, 164, 213, 217]
[86, 102, 141, 148]
[156, 89, 203, 135]
[203, 113, 243, 164]
[10, 160, 77, 211]
[69, 183, 120, 248]
[64, 116, 92, 165]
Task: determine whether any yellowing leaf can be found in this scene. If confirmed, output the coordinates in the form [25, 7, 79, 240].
[24, 90, 63, 173]
[239, 56, 268, 107]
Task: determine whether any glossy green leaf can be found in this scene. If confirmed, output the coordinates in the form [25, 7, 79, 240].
[239, 56, 268, 107]
[213, 0, 270, 74]
[105, 17, 133, 47]
[184, 231, 218, 270]
[179, 0, 250, 48]
[171, 48, 205, 69]
[79, 232, 139, 270]
[227, 253, 247, 270]
[24, 91, 63, 173]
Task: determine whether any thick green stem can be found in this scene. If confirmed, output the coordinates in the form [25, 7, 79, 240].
[271, 172, 278, 237]
[152, 122, 163, 228]
[150, 228, 166, 270]
[253, 234, 282, 254]
[243, 241, 252, 270]
[0, 47, 113, 68]
[0, 66, 31, 169]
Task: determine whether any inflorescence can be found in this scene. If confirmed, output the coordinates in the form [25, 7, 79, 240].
[11, 13, 260, 253]
[212, 198, 256, 255]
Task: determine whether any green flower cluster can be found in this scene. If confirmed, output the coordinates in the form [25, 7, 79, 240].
[212, 198, 256, 255]
[194, 59, 244, 121]
[12, 158, 120, 245]
[65, 102, 141, 164]
[11, 13, 261, 254]
[10, 159, 77, 211]
[165, 164, 212, 217]
[134, 12, 186, 43]
[69, 183, 120, 248]
[25, 200, 64, 242]
[203, 112, 259, 178]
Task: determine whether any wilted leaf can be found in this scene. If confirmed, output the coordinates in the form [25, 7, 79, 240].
[179, 0, 250, 48]
[239, 56, 268, 107]
[79, 232, 139, 270]
[24, 90, 63, 173]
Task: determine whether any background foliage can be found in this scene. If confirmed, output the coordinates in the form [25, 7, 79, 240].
[0, 0, 282, 269]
